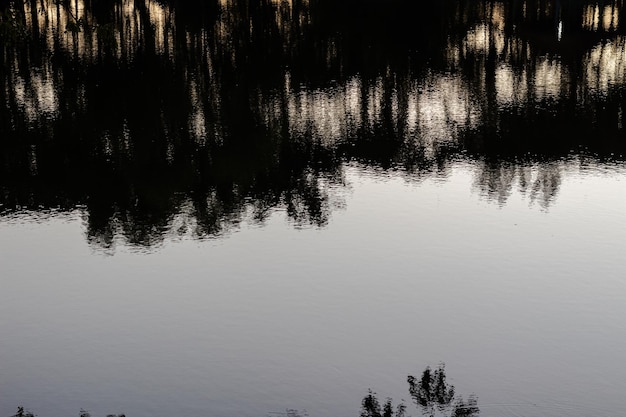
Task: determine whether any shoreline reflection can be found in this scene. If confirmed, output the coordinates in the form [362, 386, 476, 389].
[362, 365, 479, 417]
[1, 0, 625, 247]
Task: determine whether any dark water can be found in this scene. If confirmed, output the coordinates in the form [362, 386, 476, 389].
[1, 1, 626, 416]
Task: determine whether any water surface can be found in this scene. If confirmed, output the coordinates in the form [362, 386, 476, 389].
[1, 1, 626, 416]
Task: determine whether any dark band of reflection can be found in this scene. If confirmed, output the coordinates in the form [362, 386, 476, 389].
[362, 364, 479, 417]
[1, 0, 625, 248]
[12, 407, 124, 417]
[11, 366, 473, 417]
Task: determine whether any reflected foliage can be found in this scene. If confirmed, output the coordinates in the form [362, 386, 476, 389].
[360, 390, 407, 417]
[408, 365, 455, 416]
[451, 397, 480, 417]
[11, 407, 125, 417]
[363, 365, 479, 417]
[1, 0, 625, 247]
[11, 407, 34, 417]
[267, 410, 309, 417]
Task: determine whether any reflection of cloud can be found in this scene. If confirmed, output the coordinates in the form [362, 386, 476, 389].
[409, 74, 481, 147]
[147, 1, 175, 57]
[284, 75, 361, 146]
[495, 64, 528, 106]
[533, 57, 569, 100]
[270, 0, 311, 41]
[465, 23, 506, 55]
[584, 38, 626, 96]
[582, 3, 621, 32]
[119, 0, 174, 58]
[457, 3, 624, 103]
[461, 1, 507, 54]
[188, 77, 208, 145]
[12, 71, 58, 124]
[23, 0, 175, 61]
[461, 16, 572, 103]
[217, 0, 311, 55]
[260, 71, 481, 156]
[489, 1, 506, 30]
[12, 0, 626, 136]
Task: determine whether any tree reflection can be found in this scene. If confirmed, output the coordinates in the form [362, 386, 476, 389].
[363, 365, 479, 417]
[11, 407, 34, 417]
[267, 409, 309, 417]
[472, 159, 563, 208]
[408, 365, 455, 416]
[1, 0, 625, 247]
[11, 408, 125, 417]
[361, 390, 407, 417]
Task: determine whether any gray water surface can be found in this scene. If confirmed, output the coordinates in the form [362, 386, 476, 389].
[2, 163, 626, 417]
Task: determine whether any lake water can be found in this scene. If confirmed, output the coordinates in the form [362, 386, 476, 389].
[1, 1, 626, 417]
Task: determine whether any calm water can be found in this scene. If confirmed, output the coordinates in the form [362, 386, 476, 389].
[1, 1, 626, 416]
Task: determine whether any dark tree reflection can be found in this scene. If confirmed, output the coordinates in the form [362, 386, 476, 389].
[1, 0, 625, 247]
[361, 390, 407, 417]
[363, 365, 479, 417]
[11, 408, 125, 417]
[11, 407, 34, 417]
[408, 365, 455, 416]
[451, 396, 480, 417]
